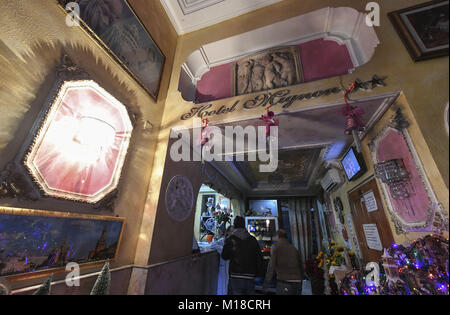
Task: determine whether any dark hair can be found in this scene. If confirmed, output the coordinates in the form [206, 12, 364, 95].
[277, 229, 288, 239]
[233, 216, 245, 229]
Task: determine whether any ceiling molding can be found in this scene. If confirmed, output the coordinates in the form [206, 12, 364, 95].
[177, 0, 226, 15]
[161, 0, 282, 35]
[182, 7, 380, 84]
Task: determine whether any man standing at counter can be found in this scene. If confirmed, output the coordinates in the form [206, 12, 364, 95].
[263, 229, 304, 295]
[222, 216, 264, 295]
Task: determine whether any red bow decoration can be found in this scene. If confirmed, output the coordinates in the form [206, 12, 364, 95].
[341, 82, 365, 134]
[260, 105, 279, 137]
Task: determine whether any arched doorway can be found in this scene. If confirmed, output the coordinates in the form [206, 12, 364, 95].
[193, 184, 235, 243]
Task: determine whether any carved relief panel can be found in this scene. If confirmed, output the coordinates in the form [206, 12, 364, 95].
[233, 46, 303, 96]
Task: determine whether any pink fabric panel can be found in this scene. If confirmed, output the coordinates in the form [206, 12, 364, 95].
[299, 38, 354, 82]
[376, 129, 429, 224]
[195, 63, 233, 103]
[194, 38, 354, 103]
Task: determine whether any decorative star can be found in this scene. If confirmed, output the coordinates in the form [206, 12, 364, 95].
[352, 79, 369, 92]
[368, 75, 387, 89]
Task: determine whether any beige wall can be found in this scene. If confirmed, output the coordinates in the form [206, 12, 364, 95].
[0, 0, 177, 284]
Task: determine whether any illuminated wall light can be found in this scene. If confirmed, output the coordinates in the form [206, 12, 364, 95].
[25, 80, 133, 203]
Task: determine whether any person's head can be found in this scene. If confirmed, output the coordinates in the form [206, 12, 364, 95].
[226, 225, 234, 236]
[233, 216, 245, 229]
[276, 229, 288, 241]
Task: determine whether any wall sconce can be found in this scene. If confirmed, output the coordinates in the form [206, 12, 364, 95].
[374, 159, 413, 199]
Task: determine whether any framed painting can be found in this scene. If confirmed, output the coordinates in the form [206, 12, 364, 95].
[388, 0, 449, 61]
[0, 207, 125, 282]
[218, 196, 230, 210]
[58, 0, 165, 100]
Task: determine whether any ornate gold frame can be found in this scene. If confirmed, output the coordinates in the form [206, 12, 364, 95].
[0, 55, 135, 210]
[0, 206, 125, 283]
[23, 79, 133, 204]
[388, 0, 449, 62]
[57, 0, 165, 101]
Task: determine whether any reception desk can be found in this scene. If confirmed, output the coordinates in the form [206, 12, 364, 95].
[145, 251, 219, 295]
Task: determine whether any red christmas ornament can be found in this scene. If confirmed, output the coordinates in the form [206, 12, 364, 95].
[260, 105, 279, 137]
[200, 118, 210, 147]
[341, 82, 365, 152]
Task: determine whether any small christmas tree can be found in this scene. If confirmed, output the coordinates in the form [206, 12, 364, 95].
[33, 275, 52, 295]
[0, 278, 11, 295]
[90, 260, 110, 295]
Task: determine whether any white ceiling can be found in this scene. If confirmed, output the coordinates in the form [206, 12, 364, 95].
[160, 0, 282, 34]
[174, 92, 399, 196]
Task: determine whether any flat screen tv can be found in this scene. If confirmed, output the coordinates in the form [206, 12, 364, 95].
[341, 146, 367, 181]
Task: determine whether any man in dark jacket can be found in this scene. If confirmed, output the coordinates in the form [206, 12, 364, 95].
[221, 216, 264, 295]
[263, 229, 304, 295]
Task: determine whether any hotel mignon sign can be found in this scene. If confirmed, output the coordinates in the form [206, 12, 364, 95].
[180, 75, 387, 120]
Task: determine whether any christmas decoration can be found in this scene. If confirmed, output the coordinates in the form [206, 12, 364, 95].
[33, 275, 53, 295]
[0, 278, 11, 295]
[305, 241, 356, 295]
[341, 82, 365, 153]
[369, 75, 387, 89]
[382, 248, 402, 285]
[259, 105, 279, 138]
[200, 118, 210, 147]
[339, 235, 449, 295]
[90, 260, 111, 295]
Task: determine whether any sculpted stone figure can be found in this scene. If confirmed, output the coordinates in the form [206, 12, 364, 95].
[237, 60, 254, 95]
[261, 54, 283, 90]
[250, 61, 265, 92]
[235, 47, 301, 95]
[271, 52, 296, 86]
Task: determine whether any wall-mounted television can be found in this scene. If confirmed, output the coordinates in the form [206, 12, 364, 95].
[341, 146, 367, 181]
[248, 200, 278, 217]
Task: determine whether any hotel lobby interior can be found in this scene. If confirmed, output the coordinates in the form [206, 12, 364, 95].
[0, 0, 448, 298]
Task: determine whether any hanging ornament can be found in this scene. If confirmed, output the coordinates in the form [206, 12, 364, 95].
[200, 118, 210, 147]
[198, 118, 211, 163]
[341, 82, 365, 153]
[259, 105, 279, 138]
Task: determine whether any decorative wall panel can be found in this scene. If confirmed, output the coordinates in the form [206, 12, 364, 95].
[369, 109, 448, 234]
[25, 80, 133, 204]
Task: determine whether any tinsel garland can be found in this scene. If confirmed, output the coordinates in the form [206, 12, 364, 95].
[339, 235, 449, 295]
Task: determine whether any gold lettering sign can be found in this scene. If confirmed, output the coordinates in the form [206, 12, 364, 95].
[180, 75, 387, 121]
